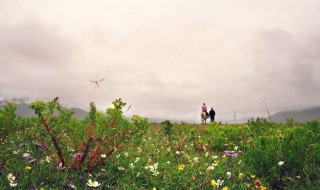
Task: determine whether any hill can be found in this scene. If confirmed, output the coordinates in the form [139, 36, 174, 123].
[0, 102, 88, 120]
[271, 106, 320, 123]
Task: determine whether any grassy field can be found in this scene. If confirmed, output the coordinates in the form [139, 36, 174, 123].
[1, 99, 320, 189]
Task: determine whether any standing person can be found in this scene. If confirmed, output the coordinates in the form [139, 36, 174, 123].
[202, 103, 208, 117]
[209, 108, 216, 122]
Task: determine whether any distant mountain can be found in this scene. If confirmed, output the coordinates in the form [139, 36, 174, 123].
[0, 102, 89, 120]
[271, 106, 320, 123]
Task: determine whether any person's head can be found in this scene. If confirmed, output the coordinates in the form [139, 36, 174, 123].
[203, 103, 205, 105]
[211, 108, 213, 110]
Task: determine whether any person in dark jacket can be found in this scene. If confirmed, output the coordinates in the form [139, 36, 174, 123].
[209, 108, 216, 122]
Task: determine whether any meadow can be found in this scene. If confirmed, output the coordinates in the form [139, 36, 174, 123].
[1, 98, 320, 189]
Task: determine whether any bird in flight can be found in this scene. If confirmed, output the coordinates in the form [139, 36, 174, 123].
[90, 78, 105, 87]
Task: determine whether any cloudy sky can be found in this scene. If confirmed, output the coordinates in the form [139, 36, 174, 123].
[1, 0, 320, 122]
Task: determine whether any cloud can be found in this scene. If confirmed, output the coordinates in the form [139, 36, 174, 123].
[247, 28, 320, 111]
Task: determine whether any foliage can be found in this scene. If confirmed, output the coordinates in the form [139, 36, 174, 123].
[0, 102, 320, 189]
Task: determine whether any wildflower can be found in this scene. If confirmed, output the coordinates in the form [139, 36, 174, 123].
[205, 152, 209, 157]
[20, 143, 27, 147]
[234, 146, 238, 150]
[101, 168, 106, 172]
[176, 151, 181, 155]
[25, 166, 32, 170]
[178, 164, 185, 171]
[167, 147, 171, 152]
[118, 167, 125, 171]
[251, 175, 256, 179]
[149, 162, 158, 171]
[124, 152, 129, 157]
[226, 172, 231, 177]
[239, 172, 244, 179]
[278, 161, 284, 166]
[138, 147, 142, 152]
[193, 157, 199, 162]
[101, 154, 106, 158]
[211, 180, 216, 186]
[222, 187, 228, 190]
[22, 153, 30, 158]
[212, 155, 218, 159]
[58, 163, 65, 170]
[134, 157, 140, 163]
[130, 163, 134, 169]
[206, 166, 215, 171]
[116, 154, 120, 158]
[223, 150, 238, 157]
[152, 188, 156, 190]
[217, 179, 224, 187]
[45, 156, 51, 163]
[40, 188, 45, 190]
[167, 161, 171, 165]
[87, 179, 100, 187]
[10, 182, 17, 187]
[7, 173, 16, 182]
[79, 176, 85, 182]
[260, 186, 267, 190]
[13, 150, 20, 155]
[136, 172, 140, 177]
[152, 170, 159, 176]
[254, 179, 262, 188]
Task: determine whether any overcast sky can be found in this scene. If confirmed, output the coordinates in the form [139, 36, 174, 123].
[1, 0, 320, 122]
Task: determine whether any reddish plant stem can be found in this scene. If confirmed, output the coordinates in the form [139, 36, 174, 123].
[90, 139, 105, 160]
[35, 135, 51, 152]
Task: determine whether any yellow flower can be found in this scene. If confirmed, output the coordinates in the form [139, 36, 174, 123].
[260, 186, 267, 190]
[178, 164, 185, 171]
[222, 154, 227, 158]
[239, 172, 244, 179]
[251, 175, 256, 179]
[223, 187, 228, 190]
[40, 188, 45, 190]
[211, 180, 216, 186]
[25, 166, 32, 170]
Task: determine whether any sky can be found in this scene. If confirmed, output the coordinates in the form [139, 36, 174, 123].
[1, 0, 320, 122]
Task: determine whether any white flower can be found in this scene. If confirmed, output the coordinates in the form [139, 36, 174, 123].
[7, 173, 16, 182]
[87, 179, 100, 187]
[193, 157, 199, 162]
[22, 153, 30, 158]
[134, 157, 140, 163]
[58, 163, 65, 170]
[176, 151, 181, 155]
[130, 163, 134, 169]
[205, 152, 209, 157]
[118, 167, 125, 171]
[101, 154, 106, 158]
[45, 156, 51, 163]
[10, 182, 17, 187]
[152, 170, 159, 176]
[149, 162, 158, 171]
[227, 172, 232, 176]
[138, 147, 142, 153]
[212, 155, 218, 159]
[167, 161, 171, 165]
[116, 154, 120, 158]
[136, 172, 140, 177]
[278, 161, 284, 166]
[124, 152, 129, 157]
[234, 146, 239, 150]
[216, 179, 224, 187]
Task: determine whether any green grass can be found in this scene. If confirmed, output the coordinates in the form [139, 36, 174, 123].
[1, 100, 320, 189]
